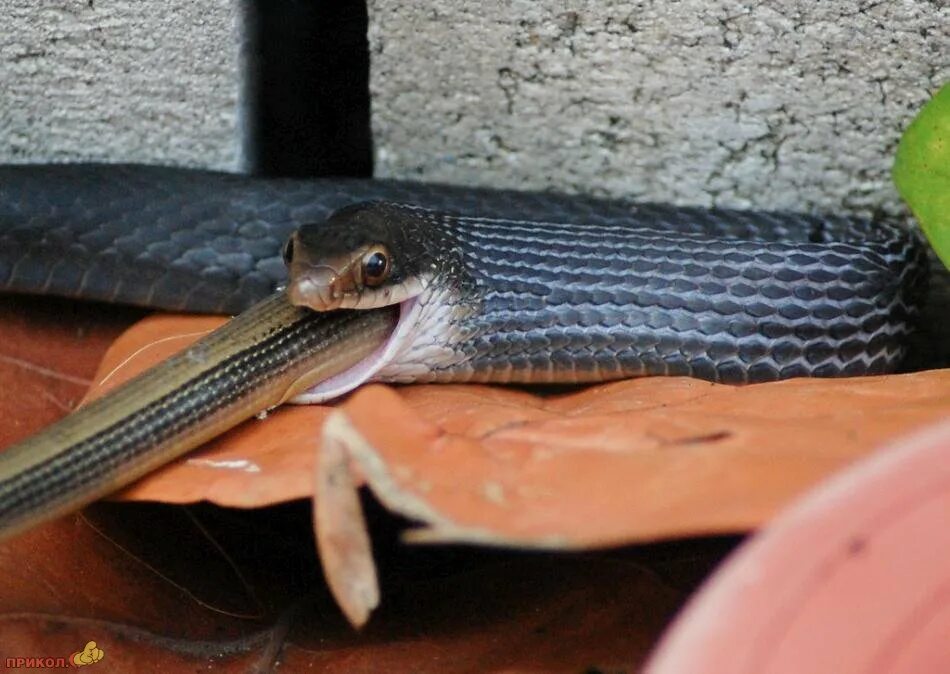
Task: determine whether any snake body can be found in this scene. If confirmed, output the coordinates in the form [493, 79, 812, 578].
[288, 202, 927, 385]
[0, 164, 931, 384]
[0, 162, 939, 539]
[0, 292, 396, 540]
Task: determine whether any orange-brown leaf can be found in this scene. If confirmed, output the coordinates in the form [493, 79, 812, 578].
[86, 312, 950, 548]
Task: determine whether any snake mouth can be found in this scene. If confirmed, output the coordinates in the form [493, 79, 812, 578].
[288, 296, 422, 404]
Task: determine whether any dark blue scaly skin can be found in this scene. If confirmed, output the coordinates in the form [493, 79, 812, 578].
[0, 163, 938, 383]
[292, 202, 928, 384]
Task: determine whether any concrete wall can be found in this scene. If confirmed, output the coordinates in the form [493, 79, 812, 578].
[1, 1, 945, 212]
[369, 0, 948, 215]
[0, 1, 243, 170]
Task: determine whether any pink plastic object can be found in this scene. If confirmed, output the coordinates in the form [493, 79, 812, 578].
[646, 419, 950, 674]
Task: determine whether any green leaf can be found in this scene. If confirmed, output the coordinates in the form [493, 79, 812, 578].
[893, 82, 950, 269]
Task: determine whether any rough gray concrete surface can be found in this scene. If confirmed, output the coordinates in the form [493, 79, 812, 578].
[0, 1, 243, 170]
[369, 0, 949, 215]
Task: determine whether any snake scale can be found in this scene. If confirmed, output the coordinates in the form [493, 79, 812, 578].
[0, 163, 939, 385]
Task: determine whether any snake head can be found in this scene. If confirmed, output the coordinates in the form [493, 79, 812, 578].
[284, 202, 445, 311]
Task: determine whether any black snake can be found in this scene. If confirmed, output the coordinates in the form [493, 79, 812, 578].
[0, 163, 935, 385]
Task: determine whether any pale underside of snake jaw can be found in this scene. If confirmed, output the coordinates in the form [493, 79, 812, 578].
[289, 277, 474, 402]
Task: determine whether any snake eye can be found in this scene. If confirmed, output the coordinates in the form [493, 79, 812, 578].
[361, 248, 390, 287]
[282, 236, 295, 265]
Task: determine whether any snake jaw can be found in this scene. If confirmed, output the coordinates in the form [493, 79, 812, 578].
[288, 295, 424, 404]
[287, 269, 454, 402]
[287, 260, 428, 312]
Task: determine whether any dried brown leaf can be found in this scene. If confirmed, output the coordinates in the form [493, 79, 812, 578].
[87, 312, 950, 550]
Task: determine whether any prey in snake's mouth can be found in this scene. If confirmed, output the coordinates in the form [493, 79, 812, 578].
[282, 202, 454, 402]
